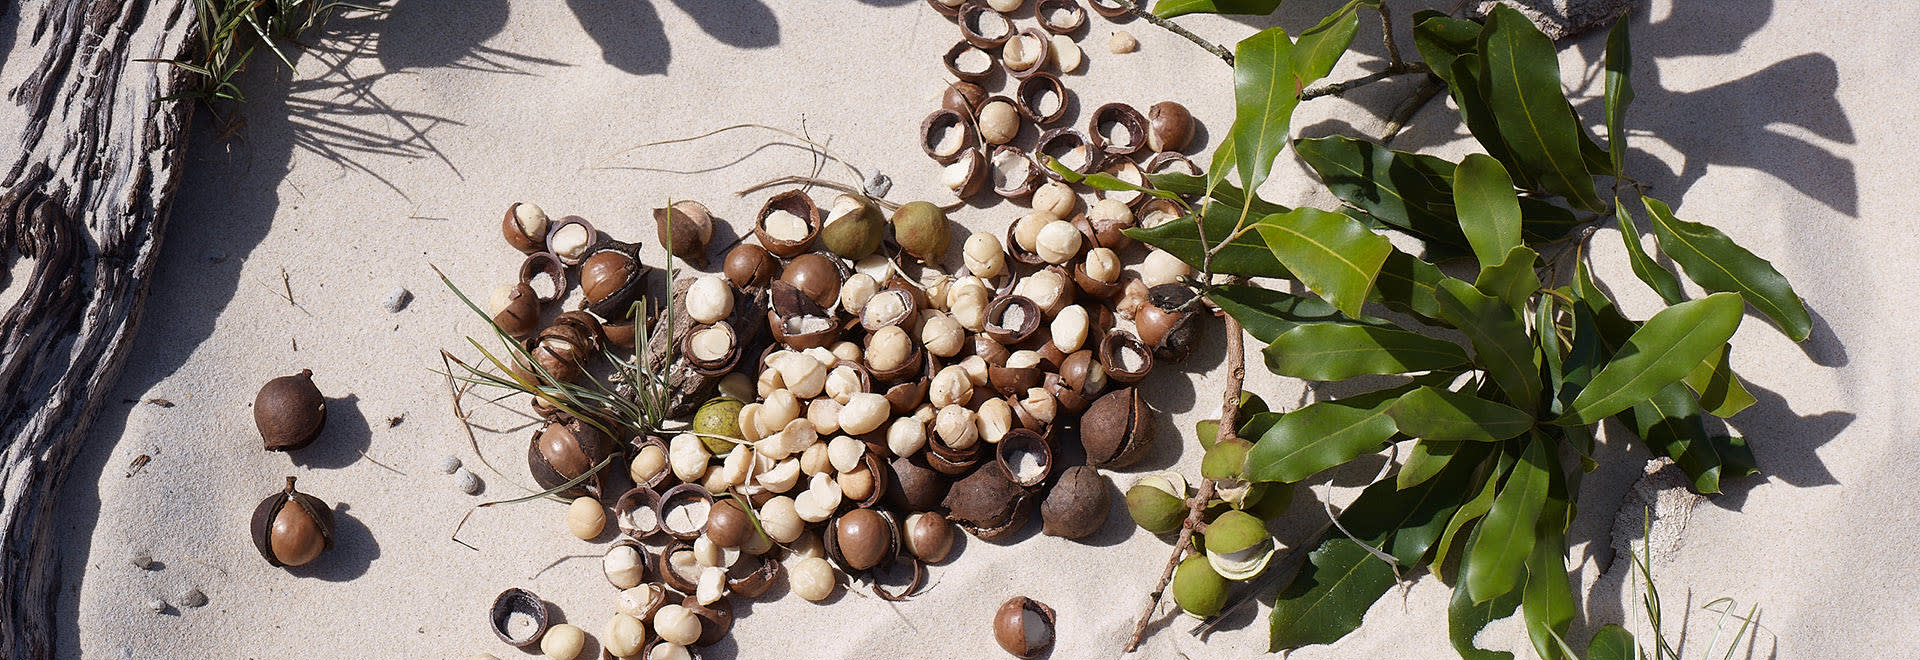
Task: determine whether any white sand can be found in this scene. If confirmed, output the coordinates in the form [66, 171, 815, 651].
[33, 0, 1917, 658]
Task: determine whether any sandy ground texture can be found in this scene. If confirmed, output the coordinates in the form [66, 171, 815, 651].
[11, 0, 1909, 658]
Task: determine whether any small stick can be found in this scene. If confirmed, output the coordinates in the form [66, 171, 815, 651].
[1298, 62, 1431, 101]
[1124, 278, 1247, 653]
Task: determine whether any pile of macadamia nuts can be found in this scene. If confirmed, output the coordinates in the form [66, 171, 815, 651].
[461, 3, 1225, 658]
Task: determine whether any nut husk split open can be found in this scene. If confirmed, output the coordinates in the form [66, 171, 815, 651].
[1088, 102, 1149, 157]
[1138, 283, 1202, 362]
[580, 240, 647, 320]
[885, 456, 952, 512]
[942, 81, 988, 115]
[753, 190, 823, 258]
[490, 588, 551, 647]
[501, 202, 549, 254]
[250, 476, 334, 567]
[1080, 387, 1155, 468]
[1098, 329, 1153, 385]
[994, 429, 1054, 489]
[959, 3, 1014, 48]
[255, 369, 326, 452]
[989, 146, 1042, 199]
[614, 485, 668, 539]
[654, 200, 715, 268]
[546, 215, 601, 267]
[528, 417, 616, 499]
[768, 280, 845, 350]
[942, 462, 1032, 541]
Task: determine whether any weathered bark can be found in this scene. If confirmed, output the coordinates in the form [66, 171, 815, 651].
[0, 1, 197, 657]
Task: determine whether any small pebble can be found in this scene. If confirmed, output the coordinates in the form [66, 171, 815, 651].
[437, 455, 463, 475]
[128, 551, 153, 570]
[863, 171, 893, 198]
[174, 587, 206, 608]
[145, 599, 166, 614]
[382, 286, 413, 313]
[454, 467, 483, 495]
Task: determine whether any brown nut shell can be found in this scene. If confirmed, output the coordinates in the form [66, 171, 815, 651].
[723, 243, 780, 289]
[861, 286, 923, 333]
[501, 202, 547, 254]
[959, 4, 1015, 48]
[528, 417, 616, 499]
[994, 429, 1053, 489]
[685, 595, 734, 646]
[942, 81, 989, 115]
[943, 40, 997, 82]
[654, 539, 700, 594]
[705, 498, 753, 548]
[727, 555, 782, 599]
[987, 363, 1043, 396]
[1094, 158, 1150, 212]
[1147, 100, 1195, 153]
[1003, 28, 1052, 80]
[1088, 102, 1149, 157]
[904, 512, 957, 563]
[614, 485, 667, 539]
[1098, 329, 1153, 385]
[545, 216, 600, 267]
[1005, 220, 1047, 266]
[941, 462, 1031, 540]
[255, 370, 326, 452]
[580, 245, 645, 320]
[492, 282, 542, 339]
[830, 508, 899, 571]
[654, 200, 715, 268]
[1143, 150, 1203, 178]
[880, 356, 934, 414]
[554, 309, 605, 349]
[490, 588, 550, 647]
[945, 148, 990, 199]
[1140, 283, 1202, 362]
[249, 476, 334, 567]
[604, 539, 652, 589]
[753, 190, 823, 258]
[518, 251, 569, 305]
[989, 146, 1042, 200]
[1079, 386, 1156, 468]
[659, 483, 716, 540]
[984, 295, 1043, 345]
[865, 334, 925, 382]
[781, 252, 845, 309]
[1073, 260, 1124, 300]
[1014, 72, 1070, 126]
[1035, 0, 1087, 33]
[768, 283, 844, 350]
[602, 318, 636, 350]
[1034, 128, 1101, 180]
[994, 596, 1056, 658]
[1087, 0, 1130, 18]
[1041, 465, 1112, 539]
[927, 0, 965, 16]
[921, 108, 977, 164]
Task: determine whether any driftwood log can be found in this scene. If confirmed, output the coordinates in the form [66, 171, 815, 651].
[0, 1, 197, 657]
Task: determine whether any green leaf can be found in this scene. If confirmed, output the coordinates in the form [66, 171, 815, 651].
[1398, 439, 1458, 490]
[1587, 625, 1637, 660]
[1263, 324, 1469, 381]
[1464, 435, 1550, 603]
[1445, 53, 1530, 190]
[1154, 0, 1282, 18]
[1044, 158, 1183, 201]
[1375, 249, 1448, 322]
[1125, 204, 1289, 278]
[1450, 560, 1523, 660]
[1211, 284, 1385, 344]
[1683, 344, 1756, 417]
[1642, 195, 1811, 341]
[1255, 208, 1393, 317]
[1437, 278, 1542, 413]
[1454, 154, 1525, 267]
[1617, 204, 1687, 305]
[1412, 13, 1481, 83]
[1476, 245, 1542, 311]
[1147, 172, 1291, 217]
[1618, 383, 1731, 494]
[1269, 537, 1399, 651]
[1479, 6, 1603, 210]
[1389, 386, 1535, 443]
[1561, 293, 1745, 425]
[1226, 4, 1360, 193]
[1432, 450, 1513, 573]
[1522, 477, 1574, 660]
[1603, 18, 1634, 173]
[1294, 135, 1472, 250]
[1271, 448, 1483, 650]
[1245, 397, 1401, 483]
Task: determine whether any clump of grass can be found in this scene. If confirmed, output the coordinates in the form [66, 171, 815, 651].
[1547, 509, 1768, 660]
[146, 0, 381, 109]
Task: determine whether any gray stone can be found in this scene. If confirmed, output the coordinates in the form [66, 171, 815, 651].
[1475, 0, 1638, 40]
[382, 286, 413, 313]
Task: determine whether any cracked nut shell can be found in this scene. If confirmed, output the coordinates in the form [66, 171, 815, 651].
[250, 476, 334, 567]
[994, 596, 1056, 659]
[1080, 387, 1155, 469]
[528, 417, 616, 499]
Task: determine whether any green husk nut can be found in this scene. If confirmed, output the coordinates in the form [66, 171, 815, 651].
[819, 194, 887, 259]
[1203, 509, 1276, 581]
[890, 201, 951, 263]
[1125, 471, 1186, 534]
[1200, 437, 1251, 481]
[1171, 555, 1227, 618]
[693, 397, 744, 455]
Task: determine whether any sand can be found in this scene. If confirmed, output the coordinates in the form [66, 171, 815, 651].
[23, 0, 1915, 658]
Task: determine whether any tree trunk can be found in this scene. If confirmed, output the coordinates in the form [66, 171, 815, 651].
[0, 1, 197, 657]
